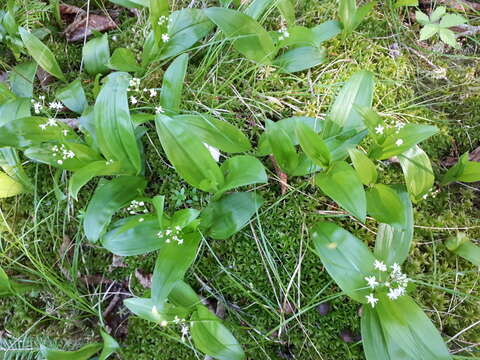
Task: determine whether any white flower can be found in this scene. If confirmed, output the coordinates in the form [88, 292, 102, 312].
[49, 101, 63, 110]
[391, 263, 401, 274]
[149, 88, 158, 98]
[180, 324, 189, 342]
[155, 106, 164, 114]
[387, 287, 405, 300]
[395, 139, 404, 146]
[374, 260, 387, 272]
[204, 143, 220, 162]
[395, 122, 405, 130]
[62, 130, 69, 136]
[57, 159, 63, 165]
[160, 320, 168, 327]
[161, 33, 170, 43]
[130, 96, 138, 105]
[366, 293, 379, 308]
[375, 125, 384, 135]
[39, 123, 47, 130]
[364, 276, 379, 289]
[139, 218, 144, 222]
[47, 118, 57, 126]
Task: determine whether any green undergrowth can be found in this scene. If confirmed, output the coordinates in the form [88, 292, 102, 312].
[1, 0, 480, 359]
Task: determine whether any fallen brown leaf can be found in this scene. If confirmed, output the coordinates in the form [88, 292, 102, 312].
[64, 14, 117, 42]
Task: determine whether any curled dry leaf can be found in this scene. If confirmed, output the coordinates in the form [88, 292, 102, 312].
[270, 155, 288, 195]
[36, 67, 54, 89]
[60, 4, 117, 42]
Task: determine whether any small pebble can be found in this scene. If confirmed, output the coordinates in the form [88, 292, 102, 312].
[316, 302, 331, 316]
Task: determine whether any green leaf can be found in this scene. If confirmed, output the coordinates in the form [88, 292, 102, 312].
[0, 97, 31, 126]
[160, 53, 188, 115]
[107, 47, 143, 72]
[9, 61, 37, 98]
[311, 222, 375, 303]
[419, 24, 439, 41]
[169, 281, 201, 309]
[327, 70, 374, 133]
[155, 114, 224, 192]
[369, 124, 438, 160]
[338, 0, 357, 35]
[297, 122, 331, 168]
[152, 231, 201, 307]
[374, 185, 413, 266]
[40, 343, 103, 360]
[173, 114, 251, 153]
[394, 0, 418, 8]
[446, 233, 480, 266]
[216, 155, 267, 196]
[366, 184, 406, 226]
[191, 305, 245, 360]
[348, 148, 377, 186]
[19, 27, 66, 82]
[84, 176, 147, 243]
[430, 6, 446, 23]
[352, 1, 376, 30]
[0, 171, 23, 198]
[99, 330, 120, 360]
[266, 120, 299, 174]
[82, 34, 110, 75]
[398, 145, 434, 203]
[69, 160, 125, 200]
[314, 161, 366, 222]
[94, 72, 142, 173]
[56, 78, 87, 114]
[277, 0, 295, 25]
[0, 266, 14, 296]
[204, 8, 276, 64]
[438, 28, 458, 48]
[361, 306, 392, 360]
[439, 13, 467, 28]
[201, 192, 263, 240]
[102, 217, 163, 256]
[109, 0, 148, 8]
[415, 10, 430, 25]
[375, 295, 452, 360]
[273, 46, 327, 73]
[312, 20, 342, 43]
[150, 0, 170, 45]
[124, 297, 190, 323]
[0, 148, 33, 192]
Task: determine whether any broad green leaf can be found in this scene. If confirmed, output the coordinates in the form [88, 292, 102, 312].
[19, 27, 66, 82]
[361, 306, 392, 360]
[84, 176, 147, 243]
[312, 20, 342, 43]
[216, 155, 267, 196]
[152, 231, 201, 307]
[102, 217, 164, 256]
[441, 153, 471, 185]
[311, 222, 375, 302]
[348, 148, 377, 186]
[327, 70, 374, 133]
[438, 28, 458, 48]
[273, 46, 327, 73]
[152, 195, 165, 228]
[297, 122, 330, 168]
[82, 34, 110, 75]
[374, 185, 413, 266]
[369, 124, 438, 160]
[155, 114, 224, 192]
[0, 97, 31, 126]
[0, 171, 23, 198]
[415, 10, 430, 25]
[352, 1, 376, 30]
[314, 161, 366, 222]
[160, 53, 188, 115]
[439, 13, 467, 28]
[266, 120, 299, 174]
[94, 72, 142, 173]
[174, 114, 251, 153]
[109, 0, 148, 7]
[191, 305, 245, 360]
[9, 61, 37, 98]
[108, 47, 143, 72]
[0, 266, 14, 296]
[430, 6, 446, 23]
[169, 281, 201, 309]
[338, 0, 357, 35]
[277, 0, 295, 25]
[398, 146, 434, 203]
[446, 233, 480, 266]
[0, 148, 33, 192]
[375, 295, 451, 360]
[69, 160, 125, 200]
[40, 343, 103, 360]
[366, 184, 405, 226]
[124, 297, 190, 323]
[420, 24, 438, 40]
[201, 192, 263, 240]
[99, 330, 120, 360]
[150, 0, 170, 45]
[243, 0, 275, 20]
[0, 83, 16, 103]
[56, 78, 87, 114]
[0, 116, 78, 148]
[204, 8, 276, 64]
[171, 208, 201, 230]
[394, 0, 418, 8]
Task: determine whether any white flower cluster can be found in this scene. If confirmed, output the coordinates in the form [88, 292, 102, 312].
[278, 26, 290, 41]
[155, 312, 189, 342]
[128, 77, 141, 92]
[157, 226, 183, 245]
[31, 96, 45, 114]
[51, 144, 75, 165]
[365, 260, 409, 308]
[422, 187, 440, 200]
[39, 118, 58, 131]
[127, 200, 149, 216]
[373, 121, 405, 146]
[127, 77, 160, 109]
[49, 101, 63, 111]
